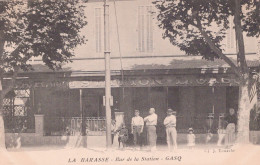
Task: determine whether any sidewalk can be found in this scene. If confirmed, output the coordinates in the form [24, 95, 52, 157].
[4, 143, 235, 152]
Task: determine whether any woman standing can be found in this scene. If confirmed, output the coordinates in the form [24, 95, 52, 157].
[225, 108, 237, 148]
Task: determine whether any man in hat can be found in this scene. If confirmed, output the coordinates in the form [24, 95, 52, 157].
[131, 110, 144, 150]
[163, 108, 177, 152]
[144, 108, 158, 151]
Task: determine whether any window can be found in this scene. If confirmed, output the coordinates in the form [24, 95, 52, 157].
[4, 89, 30, 117]
[257, 81, 260, 101]
[227, 17, 235, 49]
[13, 90, 30, 116]
[258, 39, 260, 57]
[95, 8, 102, 53]
[146, 6, 153, 52]
[3, 89, 33, 131]
[138, 6, 153, 52]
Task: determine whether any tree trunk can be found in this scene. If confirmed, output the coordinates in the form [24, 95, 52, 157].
[0, 90, 6, 150]
[236, 75, 250, 144]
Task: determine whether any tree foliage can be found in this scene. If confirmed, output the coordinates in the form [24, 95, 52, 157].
[154, 0, 260, 144]
[153, 0, 259, 61]
[0, 0, 87, 73]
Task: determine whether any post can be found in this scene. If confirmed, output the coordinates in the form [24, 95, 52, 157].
[80, 89, 86, 136]
[104, 0, 112, 148]
[80, 89, 82, 117]
[35, 114, 44, 136]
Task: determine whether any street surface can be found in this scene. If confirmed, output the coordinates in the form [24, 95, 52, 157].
[1, 144, 260, 165]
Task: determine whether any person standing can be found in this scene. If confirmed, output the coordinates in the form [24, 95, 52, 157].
[144, 108, 158, 151]
[225, 108, 237, 148]
[111, 119, 116, 145]
[131, 110, 144, 150]
[163, 109, 177, 152]
[187, 128, 195, 149]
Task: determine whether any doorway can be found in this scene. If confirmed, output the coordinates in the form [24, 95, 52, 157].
[132, 87, 167, 143]
[82, 95, 101, 118]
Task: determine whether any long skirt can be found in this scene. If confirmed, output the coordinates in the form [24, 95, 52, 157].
[146, 125, 157, 148]
[225, 123, 236, 146]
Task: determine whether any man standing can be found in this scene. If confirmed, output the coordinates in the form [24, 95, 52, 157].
[164, 109, 177, 152]
[131, 110, 144, 150]
[144, 108, 158, 151]
[111, 119, 116, 145]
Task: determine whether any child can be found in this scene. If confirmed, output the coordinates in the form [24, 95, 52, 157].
[116, 123, 128, 150]
[187, 128, 195, 149]
[205, 130, 213, 144]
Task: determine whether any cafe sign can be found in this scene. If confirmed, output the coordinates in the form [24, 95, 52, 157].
[69, 76, 240, 89]
[8, 75, 240, 89]
[69, 80, 120, 89]
[13, 80, 69, 89]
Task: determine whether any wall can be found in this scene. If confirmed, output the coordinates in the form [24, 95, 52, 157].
[72, 0, 258, 59]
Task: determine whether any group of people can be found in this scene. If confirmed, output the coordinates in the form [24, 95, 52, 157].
[111, 107, 238, 151]
[112, 108, 178, 152]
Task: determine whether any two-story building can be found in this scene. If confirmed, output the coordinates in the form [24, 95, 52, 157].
[3, 0, 259, 147]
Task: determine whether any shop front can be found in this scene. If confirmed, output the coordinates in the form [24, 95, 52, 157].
[60, 73, 240, 143]
[4, 66, 258, 146]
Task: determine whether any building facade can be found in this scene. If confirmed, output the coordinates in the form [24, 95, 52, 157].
[3, 0, 260, 146]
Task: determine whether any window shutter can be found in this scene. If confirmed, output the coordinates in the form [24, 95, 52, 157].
[95, 8, 102, 53]
[138, 6, 153, 53]
[146, 6, 153, 52]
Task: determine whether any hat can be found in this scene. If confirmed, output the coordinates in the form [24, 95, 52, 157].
[135, 110, 140, 113]
[167, 108, 174, 114]
[188, 128, 194, 132]
[150, 108, 155, 112]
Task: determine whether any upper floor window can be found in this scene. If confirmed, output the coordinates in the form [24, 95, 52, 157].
[138, 6, 153, 53]
[95, 8, 102, 53]
[257, 39, 260, 56]
[226, 17, 235, 49]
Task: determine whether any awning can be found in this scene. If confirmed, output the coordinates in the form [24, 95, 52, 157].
[26, 54, 259, 76]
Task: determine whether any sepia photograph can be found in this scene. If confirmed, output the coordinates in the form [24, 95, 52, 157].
[0, 0, 259, 165]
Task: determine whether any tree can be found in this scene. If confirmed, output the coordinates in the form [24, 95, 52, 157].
[154, 0, 259, 143]
[0, 0, 87, 149]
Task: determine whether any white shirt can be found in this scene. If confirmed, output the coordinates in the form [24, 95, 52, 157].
[187, 134, 195, 146]
[111, 123, 116, 133]
[131, 116, 144, 126]
[144, 113, 158, 126]
[164, 115, 176, 127]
